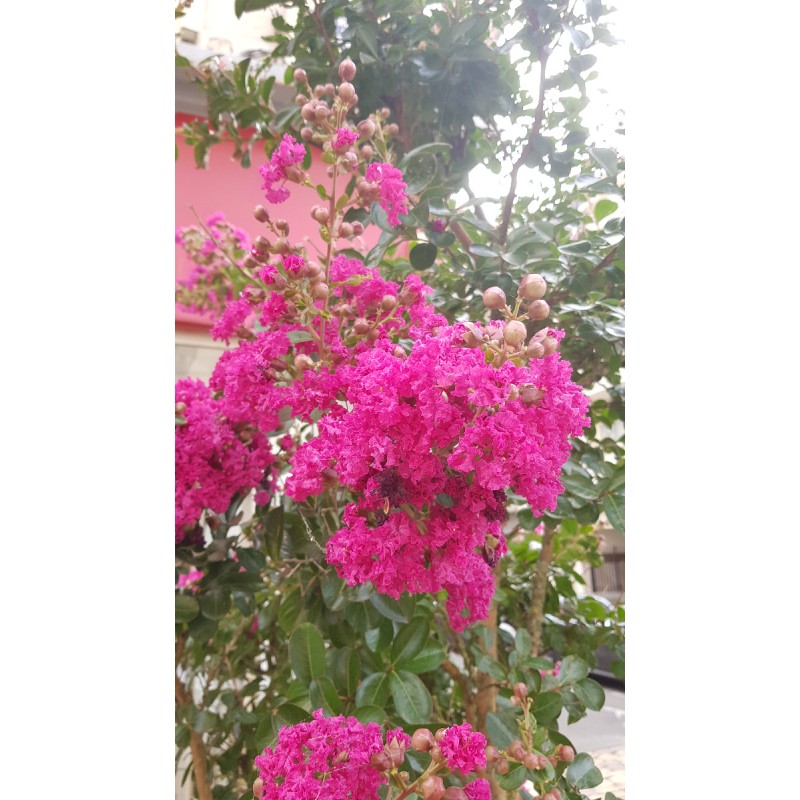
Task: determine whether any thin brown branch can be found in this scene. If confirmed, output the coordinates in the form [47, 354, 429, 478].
[312, 4, 337, 66]
[590, 245, 619, 275]
[442, 661, 476, 727]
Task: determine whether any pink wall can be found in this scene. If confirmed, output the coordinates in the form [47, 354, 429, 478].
[175, 113, 382, 328]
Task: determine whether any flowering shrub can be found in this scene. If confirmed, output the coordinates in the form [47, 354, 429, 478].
[175, 55, 617, 800]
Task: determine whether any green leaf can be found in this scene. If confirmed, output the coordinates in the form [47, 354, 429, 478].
[310, 676, 343, 715]
[409, 242, 437, 270]
[391, 617, 430, 669]
[278, 586, 302, 633]
[175, 54, 191, 68]
[235, 0, 283, 18]
[235, 547, 266, 573]
[561, 474, 598, 500]
[589, 147, 618, 177]
[404, 644, 446, 674]
[603, 494, 625, 533]
[574, 678, 605, 711]
[188, 614, 217, 642]
[594, 199, 618, 222]
[354, 705, 386, 724]
[287, 330, 315, 344]
[390, 670, 433, 723]
[485, 709, 519, 748]
[370, 594, 409, 623]
[515, 628, 532, 656]
[355, 671, 392, 708]
[199, 589, 231, 620]
[557, 655, 590, 685]
[533, 691, 563, 723]
[288, 623, 326, 683]
[497, 765, 528, 791]
[429, 230, 456, 248]
[567, 753, 603, 789]
[333, 649, 360, 697]
[365, 618, 393, 653]
[469, 244, 499, 259]
[175, 594, 199, 623]
[435, 493, 455, 508]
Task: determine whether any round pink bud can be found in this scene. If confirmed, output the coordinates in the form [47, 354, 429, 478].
[351, 221, 364, 236]
[411, 728, 435, 752]
[339, 221, 354, 238]
[338, 82, 356, 103]
[175, 401, 187, 415]
[300, 126, 314, 141]
[338, 57, 357, 81]
[526, 341, 545, 359]
[313, 84, 326, 98]
[360, 144, 374, 160]
[522, 752, 538, 769]
[495, 758, 510, 775]
[386, 123, 400, 136]
[314, 105, 330, 121]
[485, 745, 501, 764]
[508, 739, 526, 761]
[275, 218, 289, 231]
[381, 294, 398, 312]
[254, 235, 270, 252]
[507, 385, 520, 402]
[521, 385, 544, 405]
[393, 346, 406, 359]
[482, 286, 506, 310]
[358, 118, 376, 138]
[527, 299, 550, 321]
[444, 789, 467, 800]
[301, 103, 317, 122]
[510, 695, 521, 707]
[253, 778, 265, 799]
[542, 335, 559, 356]
[324, 82, 335, 95]
[420, 776, 445, 800]
[514, 681, 528, 700]
[293, 68, 307, 83]
[519, 273, 547, 300]
[434, 728, 448, 742]
[311, 283, 329, 300]
[294, 354, 314, 372]
[503, 320, 527, 346]
[353, 318, 370, 335]
[385, 739, 406, 768]
[380, 107, 392, 119]
[558, 745, 575, 763]
[430, 745, 443, 762]
[294, 93, 308, 106]
[253, 205, 269, 223]
[370, 751, 392, 772]
[312, 206, 330, 225]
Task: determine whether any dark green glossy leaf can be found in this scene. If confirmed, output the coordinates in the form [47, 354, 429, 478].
[603, 494, 625, 533]
[404, 644, 446, 674]
[310, 676, 343, 714]
[278, 586, 302, 633]
[485, 709, 520, 748]
[558, 655, 590, 685]
[354, 705, 386, 724]
[410, 242, 437, 270]
[567, 753, 603, 789]
[391, 617, 430, 669]
[355, 671, 392, 708]
[288, 623, 326, 682]
[497, 765, 528, 790]
[533, 691, 563, 722]
[175, 593, 199, 623]
[199, 589, 231, 620]
[390, 670, 432, 723]
[574, 678, 605, 711]
[369, 594, 409, 623]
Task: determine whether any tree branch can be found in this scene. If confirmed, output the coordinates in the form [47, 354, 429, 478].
[527, 525, 556, 657]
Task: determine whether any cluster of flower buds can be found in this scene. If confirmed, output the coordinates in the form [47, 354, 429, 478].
[467, 273, 559, 367]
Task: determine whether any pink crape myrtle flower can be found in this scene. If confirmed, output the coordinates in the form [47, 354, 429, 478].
[175, 569, 204, 591]
[259, 134, 306, 204]
[333, 127, 359, 151]
[365, 162, 408, 226]
[438, 723, 487, 773]
[253, 709, 387, 800]
[175, 378, 274, 542]
[464, 779, 491, 800]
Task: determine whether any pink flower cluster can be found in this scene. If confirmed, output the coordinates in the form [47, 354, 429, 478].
[175, 378, 274, 543]
[175, 569, 204, 591]
[333, 127, 359, 150]
[439, 723, 487, 773]
[285, 323, 588, 629]
[365, 162, 408, 226]
[259, 134, 306, 204]
[253, 709, 386, 800]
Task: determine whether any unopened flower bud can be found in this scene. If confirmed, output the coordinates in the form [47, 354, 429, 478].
[522, 752, 538, 769]
[510, 695, 521, 707]
[294, 93, 308, 106]
[514, 682, 528, 700]
[482, 286, 506, 310]
[527, 299, 550, 321]
[370, 751, 392, 772]
[254, 235, 271, 251]
[385, 739, 406, 768]
[311, 283, 329, 300]
[411, 728, 436, 752]
[518, 273, 547, 300]
[338, 57, 357, 81]
[558, 745, 575, 763]
[420, 775, 445, 800]
[315, 106, 330, 121]
[495, 758, 510, 775]
[543, 792, 561, 800]
[293, 68, 307, 83]
[353, 318, 370, 335]
[521, 385, 545, 405]
[367, 327, 380, 341]
[300, 126, 314, 141]
[430, 745, 443, 762]
[325, 82, 335, 95]
[338, 82, 355, 103]
[243, 254, 259, 271]
[380, 294, 398, 312]
[360, 144, 374, 160]
[393, 346, 406, 358]
[385, 123, 400, 136]
[275, 219, 289, 232]
[253, 778, 265, 799]
[507, 384, 520, 402]
[503, 320, 527, 346]
[358, 118, 376, 138]
[253, 205, 270, 223]
[526, 341, 545, 359]
[294, 354, 314, 372]
[175, 402, 187, 415]
[313, 84, 326, 98]
[508, 739, 526, 761]
[301, 103, 317, 122]
[485, 745, 501, 764]
[542, 335, 559, 356]
[549, 754, 558, 767]
[462, 324, 483, 347]
[351, 221, 364, 236]
[380, 107, 391, 119]
[312, 206, 330, 225]
[273, 238, 291, 254]
[444, 789, 467, 800]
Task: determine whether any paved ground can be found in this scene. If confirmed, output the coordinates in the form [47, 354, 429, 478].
[558, 686, 625, 799]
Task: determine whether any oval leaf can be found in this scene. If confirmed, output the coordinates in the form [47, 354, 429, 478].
[390, 670, 432, 724]
[288, 622, 326, 683]
[409, 242, 437, 270]
[355, 671, 392, 708]
[175, 594, 199, 623]
[309, 676, 343, 715]
[391, 617, 430, 669]
[557, 655, 590, 685]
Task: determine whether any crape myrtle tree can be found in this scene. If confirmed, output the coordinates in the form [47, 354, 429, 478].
[175, 2, 624, 799]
